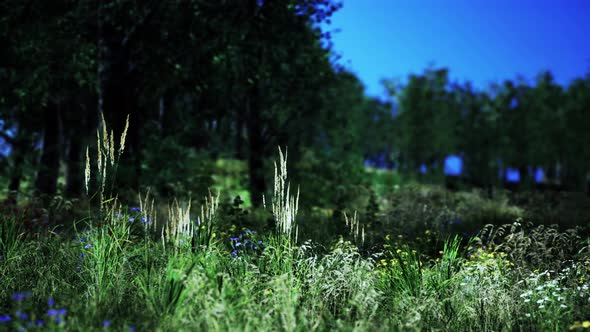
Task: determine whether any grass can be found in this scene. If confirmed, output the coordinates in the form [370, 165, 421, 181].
[1, 118, 589, 331]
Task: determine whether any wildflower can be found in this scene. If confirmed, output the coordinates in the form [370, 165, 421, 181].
[129, 207, 141, 212]
[128, 217, 135, 222]
[538, 305, 545, 309]
[254, 246, 258, 250]
[0, 315, 11, 322]
[47, 309, 67, 316]
[48, 298, 55, 307]
[16, 311, 28, 320]
[84, 244, 92, 249]
[230, 237, 239, 242]
[140, 217, 149, 223]
[129, 326, 136, 332]
[584, 321, 590, 328]
[74, 237, 87, 243]
[11, 292, 31, 301]
[231, 250, 238, 258]
[520, 290, 532, 297]
[235, 242, 242, 247]
[79, 253, 84, 258]
[36, 319, 44, 326]
[103, 320, 111, 327]
[258, 240, 263, 244]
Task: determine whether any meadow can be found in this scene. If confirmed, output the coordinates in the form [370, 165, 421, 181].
[1, 142, 589, 331]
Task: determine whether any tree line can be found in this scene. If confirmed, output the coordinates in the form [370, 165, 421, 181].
[378, 68, 590, 193]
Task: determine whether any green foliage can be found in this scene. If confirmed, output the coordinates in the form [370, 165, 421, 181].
[136, 253, 196, 317]
[295, 147, 367, 209]
[140, 136, 214, 200]
[0, 213, 25, 261]
[473, 221, 584, 273]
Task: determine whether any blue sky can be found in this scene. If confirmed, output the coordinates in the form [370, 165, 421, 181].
[324, 0, 590, 98]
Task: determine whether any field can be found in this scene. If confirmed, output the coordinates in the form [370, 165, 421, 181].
[1, 152, 589, 332]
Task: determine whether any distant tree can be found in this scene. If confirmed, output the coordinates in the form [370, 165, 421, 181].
[454, 82, 499, 194]
[562, 72, 590, 191]
[384, 67, 456, 173]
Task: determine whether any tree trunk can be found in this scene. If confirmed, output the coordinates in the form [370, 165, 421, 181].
[246, 87, 266, 207]
[235, 107, 245, 159]
[160, 90, 175, 138]
[35, 102, 61, 196]
[8, 132, 33, 201]
[65, 131, 82, 198]
[98, 9, 141, 190]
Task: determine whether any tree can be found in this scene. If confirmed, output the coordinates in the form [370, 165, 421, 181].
[384, 67, 457, 173]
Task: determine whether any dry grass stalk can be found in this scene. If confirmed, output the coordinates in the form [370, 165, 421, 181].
[268, 147, 300, 242]
[84, 112, 130, 210]
[344, 211, 365, 246]
[139, 189, 157, 234]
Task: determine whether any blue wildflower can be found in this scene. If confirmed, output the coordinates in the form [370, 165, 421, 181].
[55, 317, 63, 324]
[258, 240, 263, 244]
[76, 266, 81, 270]
[47, 308, 67, 316]
[11, 292, 31, 301]
[84, 244, 92, 249]
[128, 217, 135, 222]
[36, 319, 45, 326]
[235, 242, 242, 247]
[230, 237, 239, 242]
[231, 250, 238, 258]
[129, 326, 136, 332]
[79, 253, 84, 258]
[16, 311, 28, 320]
[0, 315, 11, 322]
[48, 298, 55, 307]
[103, 320, 111, 327]
[140, 217, 149, 223]
[113, 213, 122, 218]
[254, 246, 258, 250]
[129, 207, 141, 212]
[239, 233, 243, 239]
